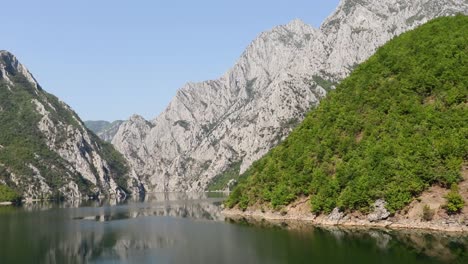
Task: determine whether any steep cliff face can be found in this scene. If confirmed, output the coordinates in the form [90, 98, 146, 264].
[0, 51, 141, 199]
[112, 0, 468, 192]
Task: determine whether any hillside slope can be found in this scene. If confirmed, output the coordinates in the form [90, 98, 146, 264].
[112, 0, 467, 192]
[0, 51, 142, 200]
[226, 16, 468, 214]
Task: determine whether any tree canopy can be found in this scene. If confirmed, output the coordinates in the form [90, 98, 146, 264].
[226, 15, 468, 213]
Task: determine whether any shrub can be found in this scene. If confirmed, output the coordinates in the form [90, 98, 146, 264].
[0, 184, 22, 203]
[422, 204, 435, 221]
[445, 184, 465, 214]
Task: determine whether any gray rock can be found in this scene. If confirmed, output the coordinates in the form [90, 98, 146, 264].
[328, 208, 344, 221]
[111, 0, 468, 192]
[368, 199, 391, 222]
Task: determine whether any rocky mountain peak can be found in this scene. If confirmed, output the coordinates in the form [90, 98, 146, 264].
[129, 114, 148, 123]
[0, 50, 39, 90]
[283, 18, 314, 34]
[110, 1, 467, 192]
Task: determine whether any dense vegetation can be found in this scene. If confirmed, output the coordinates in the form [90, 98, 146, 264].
[0, 74, 73, 195]
[0, 184, 21, 202]
[226, 16, 468, 213]
[0, 53, 128, 197]
[207, 161, 242, 191]
[445, 184, 465, 214]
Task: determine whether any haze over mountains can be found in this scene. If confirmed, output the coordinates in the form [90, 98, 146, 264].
[85, 120, 124, 142]
[99, 0, 468, 192]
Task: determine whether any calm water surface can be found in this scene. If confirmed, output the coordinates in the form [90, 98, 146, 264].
[0, 193, 467, 263]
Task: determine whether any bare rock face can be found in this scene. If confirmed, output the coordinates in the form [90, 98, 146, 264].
[0, 51, 140, 199]
[112, 0, 468, 192]
[368, 199, 391, 222]
[328, 208, 345, 222]
[321, 0, 468, 79]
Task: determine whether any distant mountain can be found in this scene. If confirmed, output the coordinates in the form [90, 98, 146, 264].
[226, 15, 468, 212]
[0, 51, 143, 200]
[85, 120, 124, 142]
[85, 120, 112, 134]
[111, 0, 468, 192]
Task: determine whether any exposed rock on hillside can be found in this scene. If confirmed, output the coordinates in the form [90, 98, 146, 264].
[112, 0, 468, 192]
[0, 51, 142, 199]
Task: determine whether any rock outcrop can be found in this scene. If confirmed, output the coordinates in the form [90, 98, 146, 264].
[112, 0, 468, 192]
[0, 51, 142, 199]
[367, 199, 391, 222]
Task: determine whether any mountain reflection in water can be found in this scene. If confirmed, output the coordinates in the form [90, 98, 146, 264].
[0, 193, 467, 264]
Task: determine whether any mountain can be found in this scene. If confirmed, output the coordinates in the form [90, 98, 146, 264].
[225, 15, 468, 213]
[0, 51, 143, 200]
[85, 120, 112, 134]
[85, 120, 124, 142]
[112, 0, 468, 192]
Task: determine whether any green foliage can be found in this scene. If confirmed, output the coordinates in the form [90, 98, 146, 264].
[445, 184, 465, 214]
[98, 138, 130, 192]
[0, 184, 21, 203]
[226, 16, 468, 213]
[0, 55, 129, 198]
[422, 204, 435, 221]
[312, 75, 337, 91]
[207, 161, 241, 191]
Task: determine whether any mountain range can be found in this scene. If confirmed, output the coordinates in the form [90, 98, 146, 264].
[1, 0, 466, 200]
[99, 0, 468, 192]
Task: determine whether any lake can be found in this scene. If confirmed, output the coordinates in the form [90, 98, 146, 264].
[0, 193, 467, 263]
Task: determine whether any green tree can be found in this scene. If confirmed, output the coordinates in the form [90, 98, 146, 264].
[0, 184, 21, 203]
[445, 184, 465, 214]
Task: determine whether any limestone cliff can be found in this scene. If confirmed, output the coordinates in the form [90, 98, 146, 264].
[112, 0, 468, 192]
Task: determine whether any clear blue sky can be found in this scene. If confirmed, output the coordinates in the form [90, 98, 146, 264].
[2, 0, 340, 121]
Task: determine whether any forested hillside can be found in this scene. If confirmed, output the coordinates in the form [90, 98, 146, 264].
[226, 15, 468, 214]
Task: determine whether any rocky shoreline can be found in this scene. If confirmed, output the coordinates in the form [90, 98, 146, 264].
[222, 196, 468, 233]
[223, 209, 468, 233]
[224, 165, 468, 233]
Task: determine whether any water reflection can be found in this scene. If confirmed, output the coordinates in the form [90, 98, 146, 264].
[227, 218, 468, 263]
[18, 192, 225, 221]
[1, 194, 467, 263]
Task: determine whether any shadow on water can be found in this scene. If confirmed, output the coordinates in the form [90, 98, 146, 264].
[0, 193, 467, 264]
